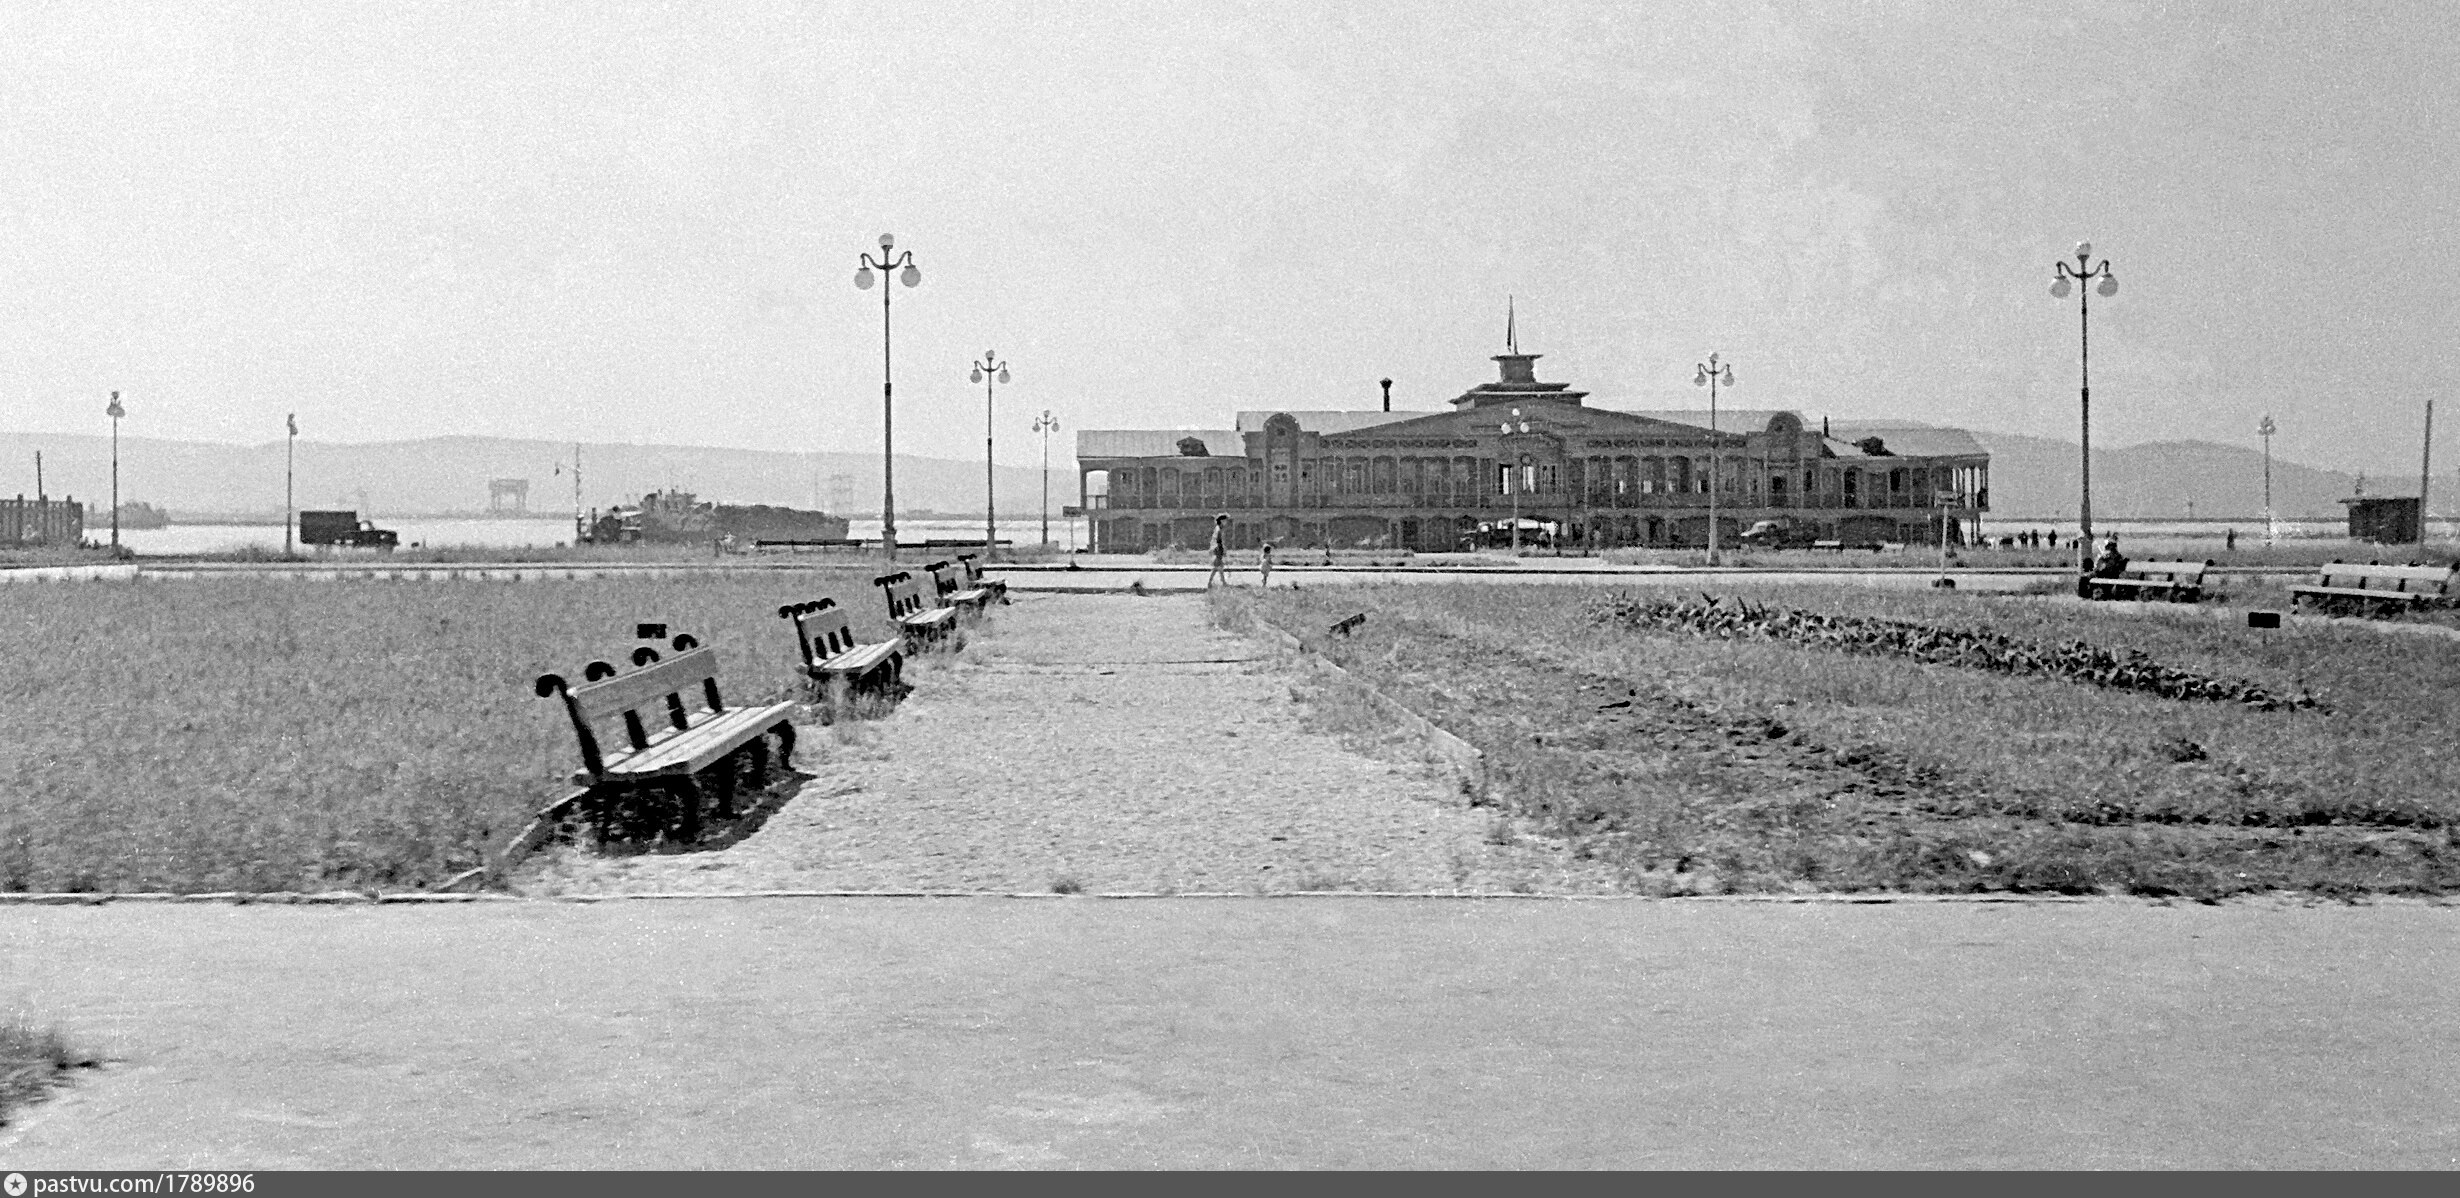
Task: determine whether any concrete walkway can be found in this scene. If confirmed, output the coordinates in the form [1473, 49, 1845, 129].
[2, 898, 2454, 1169]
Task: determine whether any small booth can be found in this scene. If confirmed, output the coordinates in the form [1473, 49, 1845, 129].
[2342, 495, 2421, 544]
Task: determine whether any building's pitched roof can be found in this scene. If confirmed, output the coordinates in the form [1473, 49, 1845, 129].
[1074, 429, 1245, 459]
[1232, 410, 1436, 435]
[1826, 423, 1988, 459]
[1595, 409, 1803, 434]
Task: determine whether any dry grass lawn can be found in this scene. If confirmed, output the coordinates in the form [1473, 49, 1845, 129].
[0, 569, 891, 892]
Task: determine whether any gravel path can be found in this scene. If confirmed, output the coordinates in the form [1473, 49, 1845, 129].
[519, 592, 1616, 895]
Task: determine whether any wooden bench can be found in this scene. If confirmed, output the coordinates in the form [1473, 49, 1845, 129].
[2081, 559, 2212, 603]
[778, 598, 905, 707]
[926, 559, 996, 618]
[534, 634, 798, 842]
[2287, 561, 2458, 614]
[874, 570, 960, 645]
[1809, 540, 1845, 553]
[955, 553, 1009, 604]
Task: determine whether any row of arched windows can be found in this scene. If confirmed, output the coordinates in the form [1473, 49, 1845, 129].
[1100, 457, 1986, 510]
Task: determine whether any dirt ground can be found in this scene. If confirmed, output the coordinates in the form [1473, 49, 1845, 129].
[518, 592, 1615, 896]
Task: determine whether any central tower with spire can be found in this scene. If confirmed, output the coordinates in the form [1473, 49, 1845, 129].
[1452, 297, 1588, 408]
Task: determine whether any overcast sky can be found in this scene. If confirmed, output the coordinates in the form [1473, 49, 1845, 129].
[2, 1, 2453, 473]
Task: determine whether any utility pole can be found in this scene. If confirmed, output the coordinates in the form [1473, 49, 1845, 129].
[107, 392, 124, 550]
[2422, 398, 2436, 544]
[572, 442, 583, 542]
[2259, 415, 2277, 546]
[285, 413, 297, 557]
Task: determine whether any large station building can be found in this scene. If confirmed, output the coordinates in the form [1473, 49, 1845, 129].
[1073, 346, 1991, 553]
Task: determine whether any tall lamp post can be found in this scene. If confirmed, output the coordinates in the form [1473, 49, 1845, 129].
[2258, 414, 2277, 546]
[968, 350, 1009, 559]
[2050, 241, 2117, 570]
[1031, 409, 1060, 548]
[105, 391, 124, 551]
[854, 233, 920, 560]
[284, 412, 298, 557]
[1693, 353, 1735, 566]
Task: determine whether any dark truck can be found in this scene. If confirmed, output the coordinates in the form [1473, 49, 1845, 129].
[298, 510, 398, 551]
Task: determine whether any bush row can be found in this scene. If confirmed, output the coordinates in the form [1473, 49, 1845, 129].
[1584, 592, 2322, 712]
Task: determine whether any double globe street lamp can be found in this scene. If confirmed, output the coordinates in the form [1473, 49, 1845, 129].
[1030, 409, 1061, 549]
[106, 390, 125, 551]
[855, 234, 921, 559]
[1693, 353, 1735, 566]
[2050, 241, 2117, 571]
[969, 350, 1010, 559]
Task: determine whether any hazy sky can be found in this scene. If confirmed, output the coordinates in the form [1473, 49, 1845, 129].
[3, 1, 2454, 473]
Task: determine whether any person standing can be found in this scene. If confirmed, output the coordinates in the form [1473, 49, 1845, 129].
[1206, 513, 1231, 588]
[1259, 539, 1275, 589]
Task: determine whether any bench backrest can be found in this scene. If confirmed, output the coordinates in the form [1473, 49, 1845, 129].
[2120, 559, 2212, 583]
[956, 553, 992, 586]
[2312, 561, 2458, 594]
[778, 598, 862, 667]
[873, 570, 941, 618]
[926, 560, 966, 600]
[535, 638, 729, 775]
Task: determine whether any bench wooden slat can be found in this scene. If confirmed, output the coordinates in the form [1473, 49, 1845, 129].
[818, 639, 901, 675]
[610, 700, 797, 776]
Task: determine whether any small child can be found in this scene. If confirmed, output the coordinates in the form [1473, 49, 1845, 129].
[1259, 540, 1275, 588]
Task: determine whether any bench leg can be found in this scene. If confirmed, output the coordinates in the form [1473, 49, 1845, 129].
[748, 734, 770, 786]
[710, 753, 740, 820]
[671, 776, 704, 843]
[771, 720, 797, 773]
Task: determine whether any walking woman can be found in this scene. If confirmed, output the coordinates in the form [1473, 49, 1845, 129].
[1206, 513, 1231, 588]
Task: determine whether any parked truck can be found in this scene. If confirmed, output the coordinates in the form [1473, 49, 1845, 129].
[298, 510, 398, 551]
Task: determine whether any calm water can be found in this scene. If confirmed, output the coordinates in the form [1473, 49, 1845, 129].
[118, 516, 1090, 555]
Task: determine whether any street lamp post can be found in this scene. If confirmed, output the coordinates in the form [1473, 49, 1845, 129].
[105, 391, 124, 551]
[1693, 353, 1735, 566]
[2050, 242, 2118, 570]
[284, 412, 298, 557]
[969, 350, 1009, 559]
[2258, 414, 2277, 546]
[1031, 409, 1060, 548]
[855, 234, 921, 560]
[1496, 407, 1557, 555]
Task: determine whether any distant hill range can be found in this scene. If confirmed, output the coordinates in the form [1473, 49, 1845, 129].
[0, 427, 2443, 523]
[0, 432, 1056, 523]
[1951, 428, 2443, 520]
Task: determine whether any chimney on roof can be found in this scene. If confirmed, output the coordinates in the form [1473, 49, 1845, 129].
[1380, 378, 1392, 412]
[1822, 416, 1830, 438]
